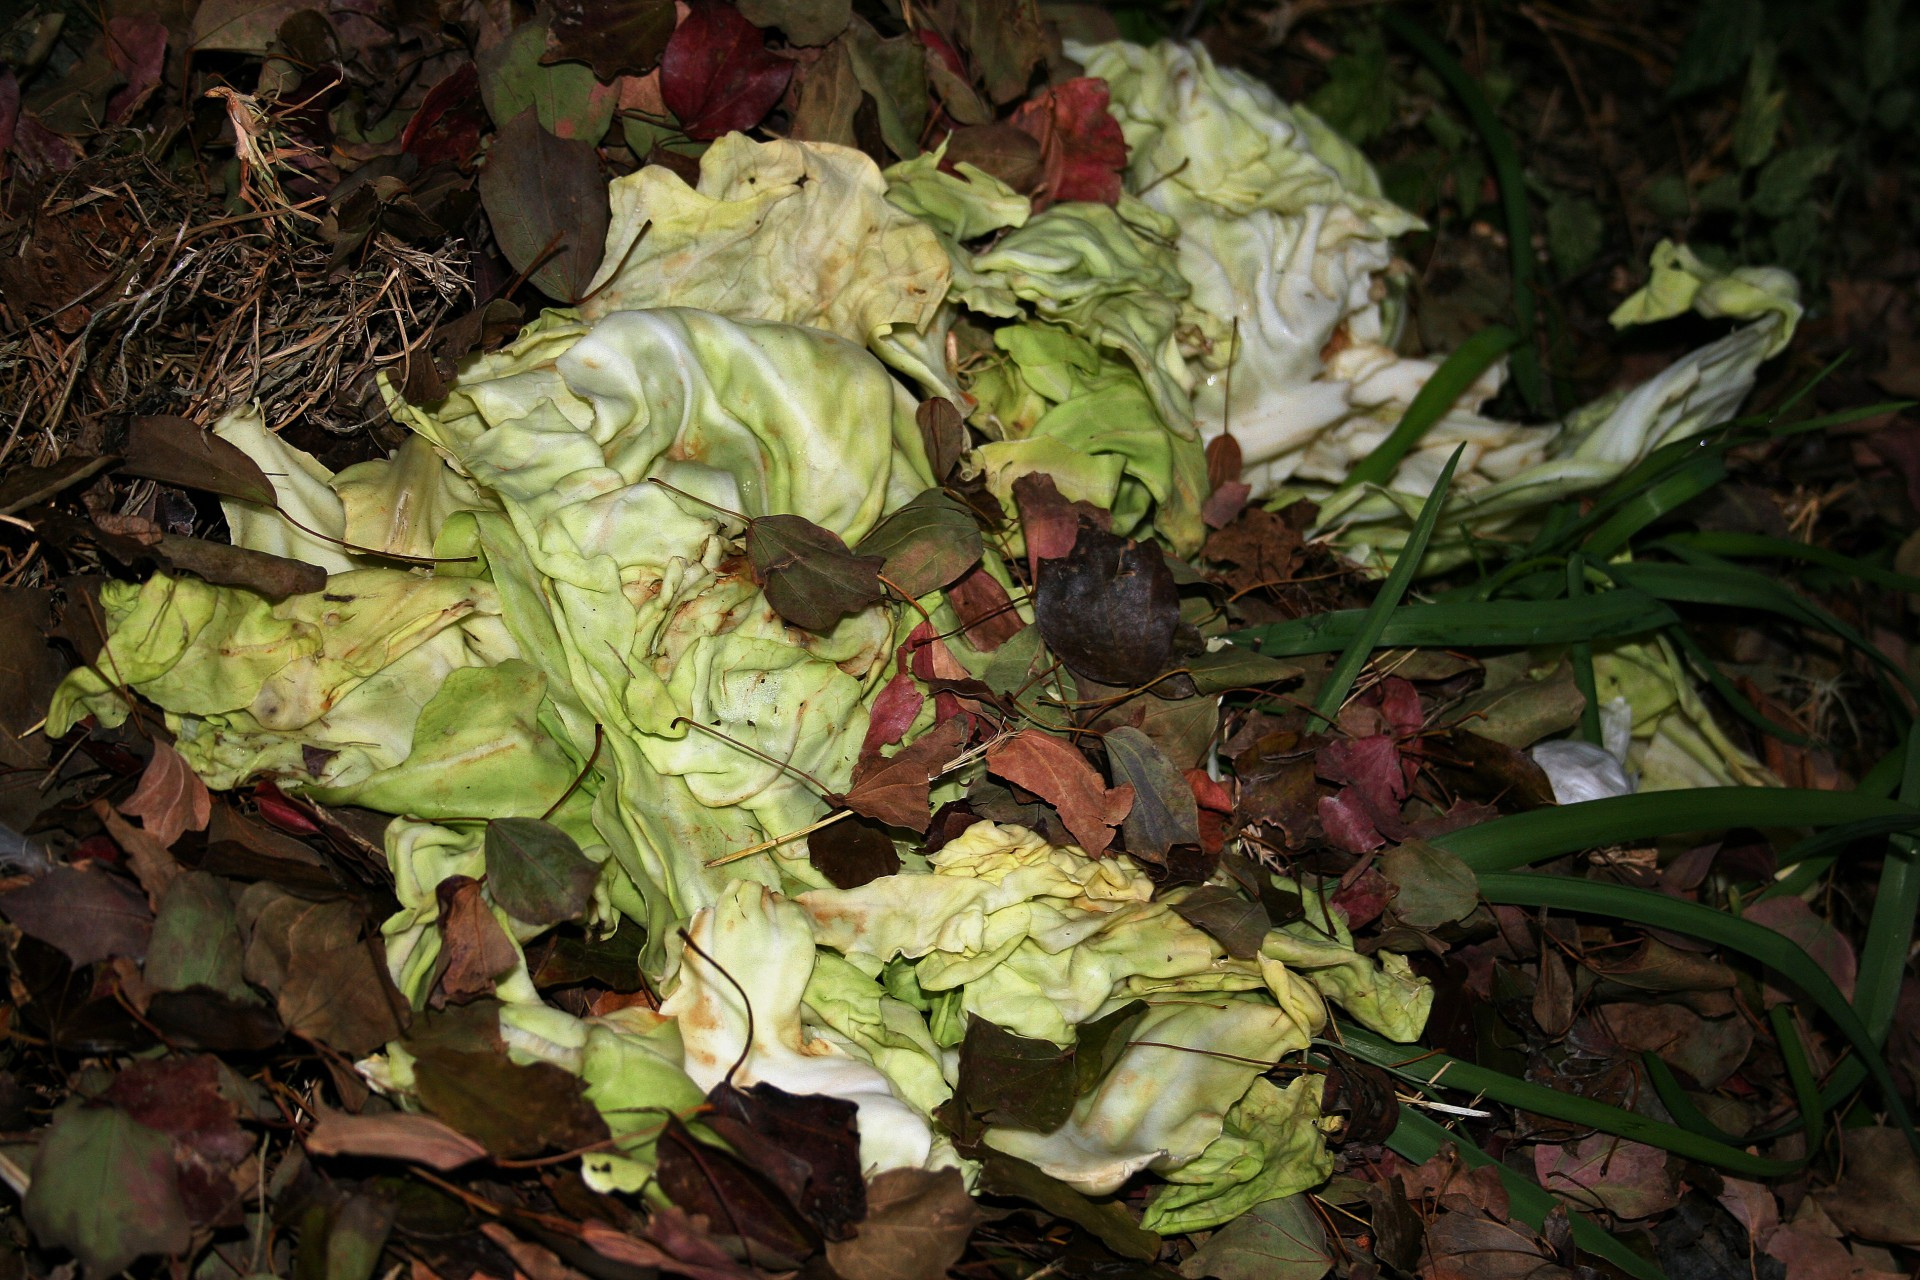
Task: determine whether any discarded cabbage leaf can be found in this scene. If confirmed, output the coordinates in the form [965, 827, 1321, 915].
[584, 134, 951, 359]
[1141, 1075, 1334, 1234]
[1593, 636, 1778, 791]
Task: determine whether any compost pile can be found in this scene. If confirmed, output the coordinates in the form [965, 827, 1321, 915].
[4, 1, 1920, 1278]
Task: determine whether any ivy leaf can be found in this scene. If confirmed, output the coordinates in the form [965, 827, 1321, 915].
[25, 1103, 192, 1276]
[840, 717, 968, 832]
[1178, 1194, 1331, 1280]
[1072, 999, 1148, 1097]
[854, 490, 983, 599]
[1101, 726, 1198, 860]
[478, 109, 609, 304]
[544, 0, 678, 81]
[1170, 885, 1271, 960]
[955, 1014, 1076, 1133]
[661, 0, 796, 141]
[485, 817, 599, 927]
[746, 514, 887, 633]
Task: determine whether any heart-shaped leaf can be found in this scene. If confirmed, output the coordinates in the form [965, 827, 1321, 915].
[746, 513, 887, 632]
[660, 0, 795, 141]
[484, 817, 599, 926]
[855, 489, 983, 598]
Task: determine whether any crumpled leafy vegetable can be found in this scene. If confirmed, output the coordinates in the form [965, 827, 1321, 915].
[1593, 636, 1778, 790]
[1071, 40, 1802, 575]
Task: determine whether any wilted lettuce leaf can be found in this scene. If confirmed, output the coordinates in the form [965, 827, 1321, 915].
[1142, 1075, 1334, 1234]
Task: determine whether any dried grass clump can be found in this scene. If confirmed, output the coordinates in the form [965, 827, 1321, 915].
[0, 126, 470, 475]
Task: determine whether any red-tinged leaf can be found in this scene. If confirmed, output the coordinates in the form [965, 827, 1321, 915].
[917, 399, 968, 482]
[986, 730, 1133, 857]
[579, 1213, 763, 1280]
[104, 1055, 251, 1226]
[1202, 480, 1251, 529]
[705, 1080, 865, 1240]
[1318, 789, 1384, 854]
[1205, 432, 1242, 489]
[253, 781, 320, 834]
[1534, 1135, 1678, 1220]
[841, 717, 969, 832]
[654, 1115, 816, 1267]
[23, 1103, 192, 1277]
[1744, 895, 1858, 1002]
[1379, 676, 1425, 736]
[905, 621, 969, 683]
[915, 27, 966, 78]
[401, 62, 485, 166]
[856, 490, 983, 599]
[660, 0, 795, 141]
[1329, 864, 1394, 930]
[479, 108, 609, 304]
[119, 741, 212, 851]
[304, 1108, 488, 1171]
[1007, 77, 1127, 208]
[545, 0, 678, 81]
[1185, 770, 1234, 814]
[0, 866, 152, 966]
[1012, 472, 1109, 580]
[104, 15, 167, 123]
[946, 562, 1025, 652]
[1316, 734, 1409, 814]
[860, 670, 924, 760]
[746, 514, 887, 633]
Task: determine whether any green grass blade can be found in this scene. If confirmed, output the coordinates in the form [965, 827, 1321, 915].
[1661, 531, 1920, 595]
[1611, 556, 1920, 701]
[1386, 1109, 1666, 1279]
[1339, 328, 1518, 493]
[1567, 556, 1602, 743]
[1857, 725, 1920, 1046]
[1237, 590, 1677, 657]
[1642, 1053, 1754, 1145]
[1382, 13, 1548, 414]
[1477, 871, 1917, 1149]
[1437, 789, 1920, 873]
[1771, 1006, 1827, 1156]
[1338, 1027, 1801, 1177]
[1311, 447, 1464, 725]
[1580, 456, 1729, 560]
[1662, 622, 1811, 746]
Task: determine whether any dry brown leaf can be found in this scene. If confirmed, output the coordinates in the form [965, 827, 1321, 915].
[986, 729, 1133, 856]
[119, 740, 212, 850]
[304, 1108, 487, 1171]
[91, 798, 183, 906]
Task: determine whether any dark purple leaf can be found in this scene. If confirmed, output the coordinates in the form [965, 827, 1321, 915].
[704, 1080, 865, 1240]
[660, 1, 795, 141]
[1034, 525, 1180, 687]
[808, 814, 901, 889]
